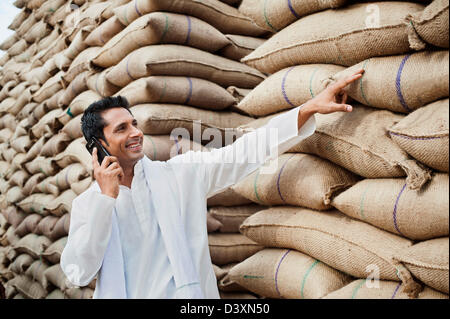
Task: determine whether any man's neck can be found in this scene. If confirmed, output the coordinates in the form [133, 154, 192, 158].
[120, 162, 136, 188]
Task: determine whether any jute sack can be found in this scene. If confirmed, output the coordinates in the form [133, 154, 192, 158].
[71, 177, 93, 195]
[17, 193, 56, 216]
[219, 34, 265, 62]
[287, 106, 431, 190]
[50, 163, 89, 192]
[32, 71, 64, 104]
[236, 64, 344, 117]
[24, 19, 51, 43]
[406, 0, 449, 49]
[50, 214, 70, 241]
[40, 132, 72, 158]
[240, 207, 422, 297]
[13, 234, 52, 259]
[8, 170, 30, 188]
[208, 205, 263, 233]
[63, 47, 102, 84]
[25, 260, 50, 290]
[15, 214, 43, 237]
[113, 0, 266, 36]
[53, 138, 92, 172]
[207, 187, 253, 206]
[48, 189, 77, 217]
[84, 16, 125, 47]
[332, 174, 449, 241]
[42, 236, 67, 264]
[207, 213, 224, 233]
[24, 155, 59, 176]
[10, 135, 32, 153]
[131, 104, 252, 145]
[9, 275, 47, 299]
[22, 173, 45, 196]
[239, 0, 347, 32]
[33, 176, 59, 196]
[116, 76, 236, 110]
[44, 264, 70, 291]
[61, 114, 83, 139]
[229, 248, 352, 299]
[142, 135, 208, 161]
[394, 237, 449, 294]
[232, 153, 360, 210]
[29, 108, 62, 139]
[65, 287, 94, 299]
[58, 71, 89, 108]
[330, 51, 449, 113]
[8, 253, 34, 274]
[86, 68, 121, 97]
[106, 45, 266, 89]
[389, 99, 449, 172]
[57, 90, 101, 126]
[92, 12, 230, 68]
[242, 2, 425, 73]
[323, 279, 449, 299]
[35, 215, 59, 239]
[5, 186, 25, 205]
[208, 233, 263, 266]
[46, 289, 66, 299]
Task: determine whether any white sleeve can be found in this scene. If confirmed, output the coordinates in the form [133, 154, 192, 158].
[60, 190, 116, 287]
[168, 105, 316, 198]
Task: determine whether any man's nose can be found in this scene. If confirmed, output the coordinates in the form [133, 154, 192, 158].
[130, 125, 143, 137]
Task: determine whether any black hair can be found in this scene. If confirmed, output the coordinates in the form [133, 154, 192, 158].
[81, 96, 131, 144]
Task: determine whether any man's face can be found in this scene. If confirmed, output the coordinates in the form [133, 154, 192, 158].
[100, 107, 144, 166]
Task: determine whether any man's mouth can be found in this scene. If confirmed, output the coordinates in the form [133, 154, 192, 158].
[125, 139, 142, 151]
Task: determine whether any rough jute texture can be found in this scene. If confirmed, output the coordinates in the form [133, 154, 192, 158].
[238, 0, 347, 32]
[330, 51, 449, 113]
[240, 207, 422, 297]
[394, 238, 449, 294]
[323, 279, 449, 299]
[92, 12, 230, 68]
[207, 187, 253, 207]
[113, 0, 267, 36]
[236, 64, 344, 117]
[142, 135, 208, 162]
[287, 105, 432, 190]
[332, 174, 449, 240]
[406, 0, 449, 49]
[389, 99, 449, 172]
[208, 233, 263, 265]
[208, 205, 264, 233]
[115, 76, 236, 110]
[242, 2, 424, 73]
[220, 34, 266, 62]
[229, 248, 351, 299]
[84, 16, 125, 47]
[232, 153, 360, 210]
[106, 45, 266, 89]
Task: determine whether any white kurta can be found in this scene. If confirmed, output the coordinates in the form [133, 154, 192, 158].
[61, 105, 316, 299]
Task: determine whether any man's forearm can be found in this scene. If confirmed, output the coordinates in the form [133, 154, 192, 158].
[297, 101, 317, 131]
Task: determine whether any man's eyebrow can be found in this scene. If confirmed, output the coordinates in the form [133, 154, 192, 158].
[113, 121, 128, 131]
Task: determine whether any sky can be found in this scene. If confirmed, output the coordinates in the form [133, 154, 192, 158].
[0, 0, 21, 58]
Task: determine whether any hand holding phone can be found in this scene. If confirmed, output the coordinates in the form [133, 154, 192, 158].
[86, 137, 111, 166]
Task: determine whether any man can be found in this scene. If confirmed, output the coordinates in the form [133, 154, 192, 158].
[61, 70, 364, 299]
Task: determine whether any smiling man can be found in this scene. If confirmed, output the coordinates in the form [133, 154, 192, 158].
[61, 70, 364, 299]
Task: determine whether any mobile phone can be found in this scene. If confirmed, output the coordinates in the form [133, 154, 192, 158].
[86, 136, 111, 165]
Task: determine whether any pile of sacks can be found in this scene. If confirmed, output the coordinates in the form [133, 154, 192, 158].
[0, 0, 270, 299]
[206, 0, 449, 299]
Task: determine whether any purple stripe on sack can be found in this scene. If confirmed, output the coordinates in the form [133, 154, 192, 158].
[276, 155, 295, 203]
[126, 55, 136, 81]
[287, 0, 300, 19]
[275, 249, 292, 298]
[281, 67, 296, 107]
[174, 138, 181, 155]
[389, 131, 447, 141]
[184, 77, 193, 105]
[134, 0, 143, 16]
[391, 282, 401, 299]
[393, 183, 407, 237]
[396, 55, 412, 112]
[185, 15, 192, 45]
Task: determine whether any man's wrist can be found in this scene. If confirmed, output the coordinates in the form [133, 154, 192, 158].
[300, 101, 318, 116]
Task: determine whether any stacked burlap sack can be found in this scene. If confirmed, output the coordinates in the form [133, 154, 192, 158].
[222, 0, 449, 299]
[0, 0, 271, 299]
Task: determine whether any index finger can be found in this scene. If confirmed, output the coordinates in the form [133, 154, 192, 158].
[92, 147, 100, 169]
[332, 69, 364, 91]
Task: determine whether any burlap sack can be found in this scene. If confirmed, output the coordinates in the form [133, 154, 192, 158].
[40, 132, 72, 158]
[13, 234, 52, 259]
[389, 99, 449, 172]
[44, 264, 70, 291]
[58, 71, 89, 108]
[331, 51, 449, 113]
[85, 16, 125, 47]
[32, 71, 64, 104]
[9, 275, 47, 299]
[288, 106, 431, 190]
[131, 104, 252, 146]
[208, 205, 263, 233]
[17, 193, 55, 216]
[61, 114, 83, 139]
[8, 8, 29, 31]
[208, 233, 263, 265]
[8, 253, 34, 274]
[50, 214, 70, 241]
[35, 215, 59, 239]
[57, 90, 101, 126]
[22, 172, 45, 196]
[48, 163, 88, 192]
[42, 237, 67, 264]
[217, 263, 247, 293]
[106, 45, 266, 89]
[63, 47, 102, 84]
[229, 248, 352, 299]
[9, 170, 30, 189]
[406, 0, 449, 49]
[53, 50, 73, 72]
[86, 68, 121, 97]
[48, 189, 77, 217]
[220, 34, 265, 62]
[0, 33, 19, 51]
[1, 206, 26, 229]
[34, 176, 60, 197]
[323, 279, 448, 299]
[71, 177, 93, 195]
[15, 214, 43, 238]
[395, 238, 449, 294]
[46, 289, 66, 299]
[30, 108, 62, 139]
[53, 138, 92, 172]
[207, 187, 253, 206]
[207, 213, 223, 233]
[332, 174, 449, 240]
[6, 186, 25, 205]
[24, 19, 51, 43]
[92, 12, 230, 68]
[113, 0, 266, 36]
[240, 207, 422, 297]
[236, 64, 344, 117]
[238, 0, 347, 32]
[7, 39, 28, 57]
[116, 76, 236, 110]
[25, 259, 50, 290]
[233, 153, 360, 210]
[242, 2, 424, 73]
[24, 156, 59, 176]
[34, 0, 65, 20]
[142, 135, 208, 161]
[65, 287, 94, 299]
